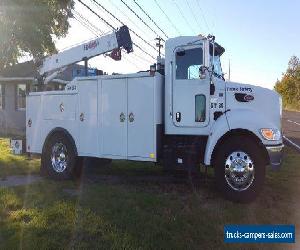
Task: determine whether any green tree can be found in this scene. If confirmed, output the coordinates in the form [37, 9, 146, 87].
[275, 56, 300, 110]
[0, 0, 74, 70]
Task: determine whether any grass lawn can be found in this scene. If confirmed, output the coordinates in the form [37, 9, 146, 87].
[0, 138, 299, 249]
[0, 139, 40, 178]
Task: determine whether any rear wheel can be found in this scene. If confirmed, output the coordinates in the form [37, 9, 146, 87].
[41, 132, 78, 180]
[214, 136, 266, 203]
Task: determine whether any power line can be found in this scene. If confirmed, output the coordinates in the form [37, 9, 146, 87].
[73, 10, 103, 34]
[90, 0, 158, 55]
[129, 49, 154, 64]
[73, 16, 140, 70]
[106, 0, 153, 41]
[172, 0, 196, 34]
[153, 0, 181, 35]
[132, 42, 156, 59]
[74, 9, 142, 71]
[121, 52, 141, 70]
[73, 14, 99, 37]
[77, 0, 156, 60]
[195, 0, 211, 33]
[88, 0, 121, 29]
[77, 0, 115, 30]
[73, 10, 104, 35]
[120, 0, 165, 42]
[184, 0, 202, 33]
[133, 0, 169, 40]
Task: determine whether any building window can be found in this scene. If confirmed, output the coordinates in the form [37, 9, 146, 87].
[0, 84, 4, 110]
[16, 84, 26, 110]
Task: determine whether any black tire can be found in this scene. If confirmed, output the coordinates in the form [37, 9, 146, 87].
[214, 136, 266, 203]
[41, 132, 78, 180]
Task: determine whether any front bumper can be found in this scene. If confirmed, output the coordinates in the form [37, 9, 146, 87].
[266, 144, 284, 170]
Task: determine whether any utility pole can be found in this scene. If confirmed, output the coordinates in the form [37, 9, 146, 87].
[155, 37, 163, 58]
[155, 37, 164, 73]
[84, 58, 88, 76]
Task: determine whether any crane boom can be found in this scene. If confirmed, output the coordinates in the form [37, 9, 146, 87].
[39, 26, 133, 76]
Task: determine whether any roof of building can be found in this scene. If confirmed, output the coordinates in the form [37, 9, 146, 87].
[0, 61, 37, 79]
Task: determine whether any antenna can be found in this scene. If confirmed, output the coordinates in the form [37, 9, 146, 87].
[228, 59, 231, 81]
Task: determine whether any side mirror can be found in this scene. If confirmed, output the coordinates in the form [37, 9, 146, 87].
[199, 65, 206, 79]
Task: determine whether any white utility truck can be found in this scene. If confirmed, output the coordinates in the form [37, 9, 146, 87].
[27, 27, 283, 202]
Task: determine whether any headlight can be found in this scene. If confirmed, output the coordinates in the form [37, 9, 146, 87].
[260, 128, 281, 141]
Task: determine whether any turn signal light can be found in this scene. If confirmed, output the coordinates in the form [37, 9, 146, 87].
[260, 128, 281, 141]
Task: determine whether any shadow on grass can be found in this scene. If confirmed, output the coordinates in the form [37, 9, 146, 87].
[0, 144, 299, 249]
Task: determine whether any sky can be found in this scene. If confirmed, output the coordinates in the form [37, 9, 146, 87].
[56, 0, 300, 89]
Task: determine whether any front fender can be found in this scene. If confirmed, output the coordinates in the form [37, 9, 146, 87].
[226, 108, 281, 145]
[204, 109, 282, 165]
[204, 114, 230, 165]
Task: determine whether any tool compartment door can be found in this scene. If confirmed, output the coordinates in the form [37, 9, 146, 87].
[26, 95, 42, 153]
[101, 78, 127, 158]
[78, 80, 98, 155]
[127, 77, 155, 160]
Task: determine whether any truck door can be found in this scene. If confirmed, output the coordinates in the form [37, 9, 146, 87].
[172, 44, 210, 127]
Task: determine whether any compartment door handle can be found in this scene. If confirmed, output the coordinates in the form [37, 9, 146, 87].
[129, 112, 134, 122]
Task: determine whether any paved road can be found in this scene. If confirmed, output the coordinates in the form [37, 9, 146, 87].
[282, 110, 300, 150]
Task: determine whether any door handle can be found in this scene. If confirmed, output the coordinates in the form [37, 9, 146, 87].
[176, 112, 181, 122]
[80, 113, 84, 122]
[120, 112, 126, 122]
[129, 112, 134, 122]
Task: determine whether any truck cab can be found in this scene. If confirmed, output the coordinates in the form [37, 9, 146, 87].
[162, 35, 283, 201]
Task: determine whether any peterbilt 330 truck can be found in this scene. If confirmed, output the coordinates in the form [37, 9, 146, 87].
[26, 26, 283, 202]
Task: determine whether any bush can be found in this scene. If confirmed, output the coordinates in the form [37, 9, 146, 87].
[275, 56, 300, 110]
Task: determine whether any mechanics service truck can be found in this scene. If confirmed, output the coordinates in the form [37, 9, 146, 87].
[26, 26, 283, 202]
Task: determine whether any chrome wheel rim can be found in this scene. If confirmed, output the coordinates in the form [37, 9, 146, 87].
[225, 151, 255, 191]
[51, 142, 68, 173]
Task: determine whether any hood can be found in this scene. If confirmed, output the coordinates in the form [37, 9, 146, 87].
[225, 81, 282, 130]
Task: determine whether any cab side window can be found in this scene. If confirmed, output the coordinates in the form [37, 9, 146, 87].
[176, 46, 203, 80]
[195, 94, 206, 122]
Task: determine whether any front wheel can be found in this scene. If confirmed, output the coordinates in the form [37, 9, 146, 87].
[214, 136, 266, 203]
